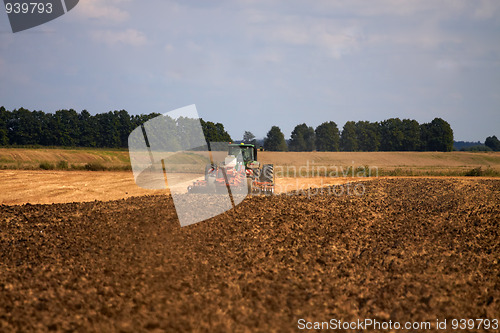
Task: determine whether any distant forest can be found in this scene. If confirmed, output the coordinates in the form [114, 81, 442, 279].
[453, 140, 498, 152]
[0, 107, 231, 149]
[260, 118, 455, 152]
[2, 106, 497, 152]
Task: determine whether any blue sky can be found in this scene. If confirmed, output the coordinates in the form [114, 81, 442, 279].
[0, 0, 499, 141]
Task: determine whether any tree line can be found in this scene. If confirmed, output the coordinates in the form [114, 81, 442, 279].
[260, 118, 456, 152]
[485, 136, 500, 151]
[1, 106, 495, 152]
[0, 107, 232, 148]
[455, 138, 500, 152]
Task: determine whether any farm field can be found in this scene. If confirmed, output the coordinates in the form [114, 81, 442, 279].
[0, 170, 371, 205]
[0, 178, 498, 331]
[1, 148, 499, 205]
[258, 151, 500, 177]
[1, 148, 500, 176]
[0, 148, 131, 170]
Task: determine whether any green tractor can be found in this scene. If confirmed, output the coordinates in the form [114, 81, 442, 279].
[188, 143, 275, 195]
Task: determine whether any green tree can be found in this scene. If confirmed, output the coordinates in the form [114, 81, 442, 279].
[401, 119, 421, 151]
[420, 124, 431, 151]
[8, 108, 42, 145]
[485, 135, 500, 151]
[78, 110, 97, 147]
[115, 110, 133, 148]
[0, 107, 237, 150]
[32, 110, 53, 146]
[315, 121, 340, 151]
[303, 126, 316, 151]
[215, 123, 232, 142]
[420, 118, 453, 152]
[289, 123, 315, 151]
[379, 118, 404, 151]
[0, 128, 6, 146]
[243, 131, 257, 145]
[147, 114, 182, 151]
[52, 109, 80, 146]
[340, 121, 358, 151]
[264, 126, 288, 151]
[200, 119, 232, 143]
[289, 125, 306, 151]
[0, 106, 11, 146]
[133, 113, 162, 128]
[95, 111, 121, 148]
[355, 121, 380, 151]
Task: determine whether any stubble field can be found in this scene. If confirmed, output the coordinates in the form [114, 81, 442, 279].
[0, 178, 499, 332]
[1, 148, 499, 176]
[1, 148, 499, 205]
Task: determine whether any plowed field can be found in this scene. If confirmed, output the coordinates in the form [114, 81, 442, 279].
[1, 178, 499, 332]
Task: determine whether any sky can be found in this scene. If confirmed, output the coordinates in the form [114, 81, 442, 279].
[0, 0, 499, 142]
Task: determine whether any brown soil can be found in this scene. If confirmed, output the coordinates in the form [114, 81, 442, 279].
[0, 178, 499, 332]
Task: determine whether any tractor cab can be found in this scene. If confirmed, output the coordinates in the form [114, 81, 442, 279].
[228, 143, 258, 165]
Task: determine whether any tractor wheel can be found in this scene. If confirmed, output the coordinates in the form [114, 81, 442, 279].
[261, 164, 274, 183]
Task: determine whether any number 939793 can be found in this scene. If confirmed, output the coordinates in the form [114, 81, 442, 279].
[5, 2, 53, 14]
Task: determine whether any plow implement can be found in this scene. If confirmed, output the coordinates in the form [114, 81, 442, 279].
[187, 143, 274, 195]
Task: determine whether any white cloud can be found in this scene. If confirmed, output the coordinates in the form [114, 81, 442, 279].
[366, 25, 461, 50]
[76, 0, 130, 23]
[0, 33, 14, 51]
[247, 14, 363, 59]
[0, 57, 33, 87]
[241, 0, 500, 59]
[91, 29, 148, 46]
[471, 0, 500, 20]
[239, 0, 492, 60]
[164, 44, 174, 53]
[436, 59, 460, 71]
[309, 0, 500, 24]
[251, 49, 283, 64]
[310, 0, 467, 18]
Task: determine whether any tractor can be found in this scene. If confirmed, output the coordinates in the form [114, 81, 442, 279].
[187, 143, 274, 195]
